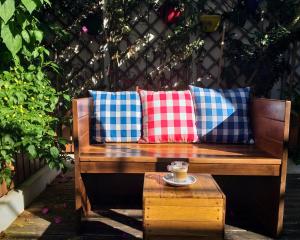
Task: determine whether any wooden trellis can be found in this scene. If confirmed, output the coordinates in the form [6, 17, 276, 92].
[43, 0, 299, 95]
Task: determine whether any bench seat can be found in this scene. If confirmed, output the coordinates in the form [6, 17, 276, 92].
[78, 143, 281, 176]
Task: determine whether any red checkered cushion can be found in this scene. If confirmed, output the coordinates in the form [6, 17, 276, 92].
[139, 90, 198, 143]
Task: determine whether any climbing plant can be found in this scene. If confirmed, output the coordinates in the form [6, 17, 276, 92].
[0, 0, 68, 186]
[222, 0, 300, 97]
[103, 0, 208, 90]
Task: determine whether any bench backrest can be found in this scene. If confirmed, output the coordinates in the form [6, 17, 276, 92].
[72, 97, 291, 161]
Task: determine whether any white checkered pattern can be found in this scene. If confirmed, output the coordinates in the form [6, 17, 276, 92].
[189, 86, 252, 143]
[89, 91, 142, 142]
[139, 90, 198, 143]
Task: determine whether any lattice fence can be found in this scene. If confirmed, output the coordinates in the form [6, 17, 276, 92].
[43, 0, 300, 96]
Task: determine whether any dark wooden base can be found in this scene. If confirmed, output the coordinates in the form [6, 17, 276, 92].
[76, 174, 283, 238]
[214, 175, 282, 237]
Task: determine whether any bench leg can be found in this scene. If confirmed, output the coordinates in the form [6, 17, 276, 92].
[75, 163, 91, 217]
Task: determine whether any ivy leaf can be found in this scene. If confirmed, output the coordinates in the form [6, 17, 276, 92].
[21, 30, 30, 43]
[1, 23, 22, 56]
[0, 0, 15, 23]
[27, 144, 37, 159]
[2, 134, 14, 146]
[63, 94, 70, 101]
[50, 146, 59, 158]
[37, 70, 44, 80]
[33, 30, 43, 43]
[21, 0, 37, 14]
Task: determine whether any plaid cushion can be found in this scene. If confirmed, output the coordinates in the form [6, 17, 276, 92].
[89, 91, 142, 142]
[139, 90, 198, 143]
[189, 86, 252, 144]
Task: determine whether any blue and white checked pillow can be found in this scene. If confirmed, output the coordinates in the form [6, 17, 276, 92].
[89, 91, 142, 142]
[189, 86, 253, 144]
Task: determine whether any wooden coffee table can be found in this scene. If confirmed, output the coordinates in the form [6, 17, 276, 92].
[143, 172, 226, 240]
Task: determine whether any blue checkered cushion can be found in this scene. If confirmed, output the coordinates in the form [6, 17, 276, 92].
[89, 91, 142, 142]
[189, 86, 253, 144]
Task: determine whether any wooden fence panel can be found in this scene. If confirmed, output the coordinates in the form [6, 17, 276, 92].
[0, 152, 46, 198]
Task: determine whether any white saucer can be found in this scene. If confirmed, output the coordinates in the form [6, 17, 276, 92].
[162, 173, 197, 187]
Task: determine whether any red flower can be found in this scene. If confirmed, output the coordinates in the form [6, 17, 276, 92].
[166, 8, 181, 23]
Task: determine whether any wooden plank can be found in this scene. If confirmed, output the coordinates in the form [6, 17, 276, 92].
[73, 97, 92, 118]
[145, 235, 222, 240]
[276, 100, 291, 236]
[15, 153, 24, 185]
[79, 152, 281, 164]
[144, 220, 223, 235]
[80, 162, 281, 176]
[251, 98, 286, 122]
[143, 173, 162, 198]
[254, 137, 283, 159]
[23, 154, 30, 180]
[77, 116, 90, 138]
[78, 143, 281, 165]
[251, 98, 290, 160]
[144, 198, 224, 207]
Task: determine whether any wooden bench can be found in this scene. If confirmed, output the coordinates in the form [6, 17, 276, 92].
[73, 97, 291, 237]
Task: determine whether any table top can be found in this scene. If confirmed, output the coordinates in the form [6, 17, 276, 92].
[143, 172, 225, 199]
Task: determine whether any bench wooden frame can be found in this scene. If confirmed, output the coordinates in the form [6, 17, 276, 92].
[73, 97, 291, 237]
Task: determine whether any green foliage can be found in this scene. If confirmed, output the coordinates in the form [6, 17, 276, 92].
[222, 0, 300, 96]
[0, 0, 68, 186]
[104, 0, 208, 90]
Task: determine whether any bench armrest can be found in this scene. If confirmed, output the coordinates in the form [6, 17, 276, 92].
[251, 97, 291, 159]
[72, 97, 93, 155]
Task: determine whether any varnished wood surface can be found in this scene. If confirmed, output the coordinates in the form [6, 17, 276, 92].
[143, 173, 225, 199]
[251, 98, 291, 159]
[79, 143, 281, 164]
[2, 165, 300, 240]
[143, 173, 225, 240]
[79, 162, 281, 176]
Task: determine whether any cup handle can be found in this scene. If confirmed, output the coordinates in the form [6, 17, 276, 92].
[167, 165, 172, 172]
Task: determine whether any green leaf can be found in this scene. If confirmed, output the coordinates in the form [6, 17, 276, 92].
[21, 30, 30, 43]
[21, 0, 37, 14]
[0, 0, 15, 23]
[33, 30, 43, 43]
[50, 146, 59, 158]
[2, 134, 14, 146]
[1, 23, 22, 56]
[4, 175, 12, 187]
[27, 144, 37, 159]
[43, 0, 51, 5]
[63, 94, 70, 101]
[37, 70, 44, 80]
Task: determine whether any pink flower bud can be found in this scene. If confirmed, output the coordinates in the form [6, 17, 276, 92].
[54, 216, 62, 224]
[41, 207, 49, 214]
[81, 26, 88, 33]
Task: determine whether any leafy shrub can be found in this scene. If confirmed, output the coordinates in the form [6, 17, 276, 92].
[0, 0, 68, 186]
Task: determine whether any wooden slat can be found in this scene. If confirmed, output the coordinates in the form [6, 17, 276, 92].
[145, 206, 223, 221]
[145, 235, 222, 240]
[80, 162, 281, 176]
[79, 143, 281, 164]
[80, 153, 281, 164]
[251, 98, 286, 122]
[145, 220, 223, 236]
[73, 97, 92, 118]
[144, 198, 224, 207]
[15, 153, 24, 185]
[77, 116, 90, 138]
